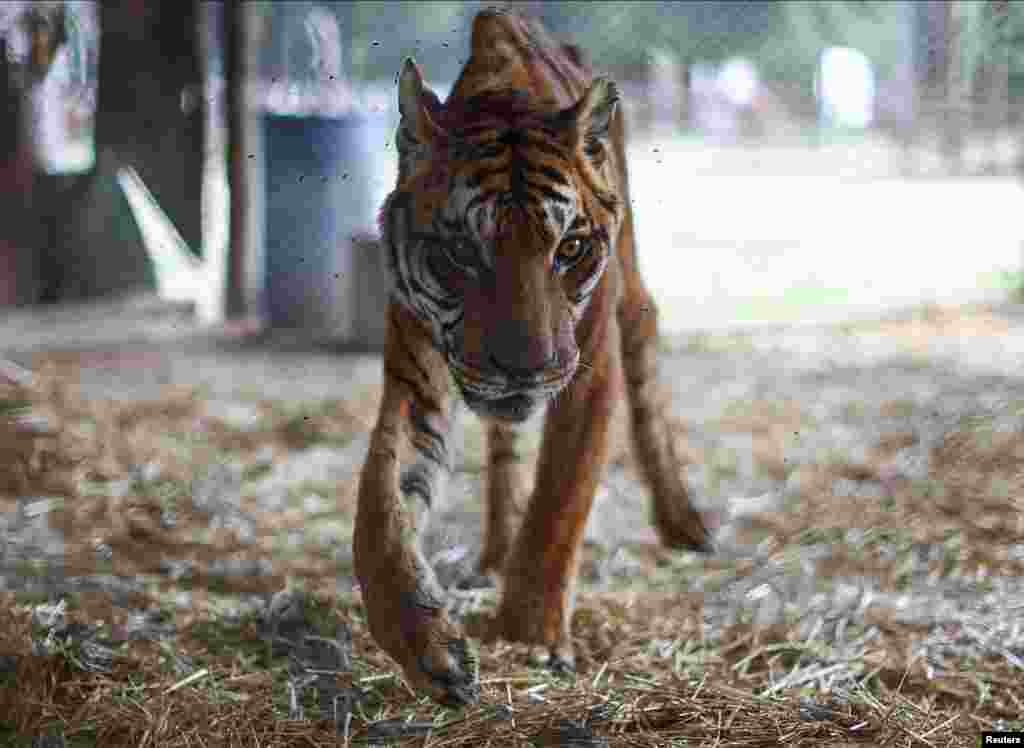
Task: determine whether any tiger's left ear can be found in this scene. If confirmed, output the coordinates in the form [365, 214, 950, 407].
[397, 58, 446, 147]
[558, 77, 620, 161]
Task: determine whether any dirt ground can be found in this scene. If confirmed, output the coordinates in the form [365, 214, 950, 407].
[2, 295, 1023, 745]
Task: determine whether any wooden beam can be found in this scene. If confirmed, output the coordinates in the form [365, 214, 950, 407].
[224, 0, 248, 319]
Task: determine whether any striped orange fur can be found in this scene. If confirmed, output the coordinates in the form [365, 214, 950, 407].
[354, 7, 713, 705]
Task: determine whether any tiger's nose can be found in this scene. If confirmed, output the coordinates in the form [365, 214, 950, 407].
[485, 320, 556, 379]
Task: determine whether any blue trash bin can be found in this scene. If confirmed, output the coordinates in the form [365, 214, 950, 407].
[262, 113, 343, 330]
[262, 112, 390, 336]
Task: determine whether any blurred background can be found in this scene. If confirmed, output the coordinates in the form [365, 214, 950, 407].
[1, 0, 1022, 346]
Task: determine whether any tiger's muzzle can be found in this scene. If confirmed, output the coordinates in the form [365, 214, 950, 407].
[450, 352, 579, 423]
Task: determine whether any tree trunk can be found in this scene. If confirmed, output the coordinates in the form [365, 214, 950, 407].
[0, 2, 66, 306]
[26, 0, 206, 304]
[0, 35, 38, 306]
[914, 0, 960, 172]
[224, 0, 249, 319]
[95, 0, 204, 254]
[943, 1, 968, 174]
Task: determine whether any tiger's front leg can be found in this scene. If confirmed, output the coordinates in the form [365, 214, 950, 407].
[496, 314, 623, 668]
[353, 303, 479, 706]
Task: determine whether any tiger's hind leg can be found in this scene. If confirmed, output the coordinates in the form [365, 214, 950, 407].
[616, 205, 715, 552]
[478, 419, 530, 574]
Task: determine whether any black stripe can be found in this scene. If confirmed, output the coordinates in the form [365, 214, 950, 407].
[516, 191, 542, 207]
[419, 227, 481, 292]
[410, 405, 446, 447]
[384, 365, 436, 414]
[404, 231, 464, 309]
[466, 144, 505, 161]
[465, 188, 502, 218]
[385, 224, 413, 299]
[595, 191, 619, 214]
[398, 241, 453, 312]
[526, 180, 570, 205]
[387, 238, 411, 299]
[456, 122, 502, 139]
[423, 275, 461, 312]
[508, 142, 526, 202]
[409, 404, 449, 467]
[435, 215, 462, 234]
[532, 164, 570, 186]
[394, 320, 439, 397]
[400, 463, 434, 507]
[573, 254, 607, 300]
[408, 230, 447, 244]
[425, 251, 459, 296]
[425, 252, 455, 285]
[402, 265, 442, 310]
[520, 135, 569, 159]
[411, 431, 447, 469]
[441, 309, 464, 338]
[527, 122, 566, 141]
[465, 165, 507, 189]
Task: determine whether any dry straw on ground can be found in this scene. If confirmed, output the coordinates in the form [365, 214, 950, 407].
[1, 341, 1021, 747]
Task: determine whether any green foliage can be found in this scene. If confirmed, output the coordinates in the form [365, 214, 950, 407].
[249, 0, 489, 85]
[348, 1, 906, 88]
[252, 0, 1024, 105]
[0, 398, 31, 418]
[769, 2, 910, 81]
[957, 0, 1024, 90]
[349, 0, 486, 82]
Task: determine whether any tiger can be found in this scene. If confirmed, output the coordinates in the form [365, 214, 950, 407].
[354, 7, 714, 706]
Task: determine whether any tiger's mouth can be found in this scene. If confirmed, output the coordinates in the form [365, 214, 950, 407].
[462, 391, 543, 423]
[451, 358, 578, 423]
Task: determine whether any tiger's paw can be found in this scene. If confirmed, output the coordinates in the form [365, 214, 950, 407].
[409, 626, 479, 707]
[495, 568, 576, 674]
[654, 501, 719, 554]
[528, 644, 576, 674]
[359, 566, 480, 706]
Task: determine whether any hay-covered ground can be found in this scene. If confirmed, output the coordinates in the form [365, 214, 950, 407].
[1, 301, 1023, 747]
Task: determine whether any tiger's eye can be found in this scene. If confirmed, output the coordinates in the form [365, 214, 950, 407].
[556, 237, 589, 270]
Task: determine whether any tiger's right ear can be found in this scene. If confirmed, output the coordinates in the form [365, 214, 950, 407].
[397, 58, 446, 146]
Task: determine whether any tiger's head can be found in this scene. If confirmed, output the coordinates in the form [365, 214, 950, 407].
[381, 59, 622, 423]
